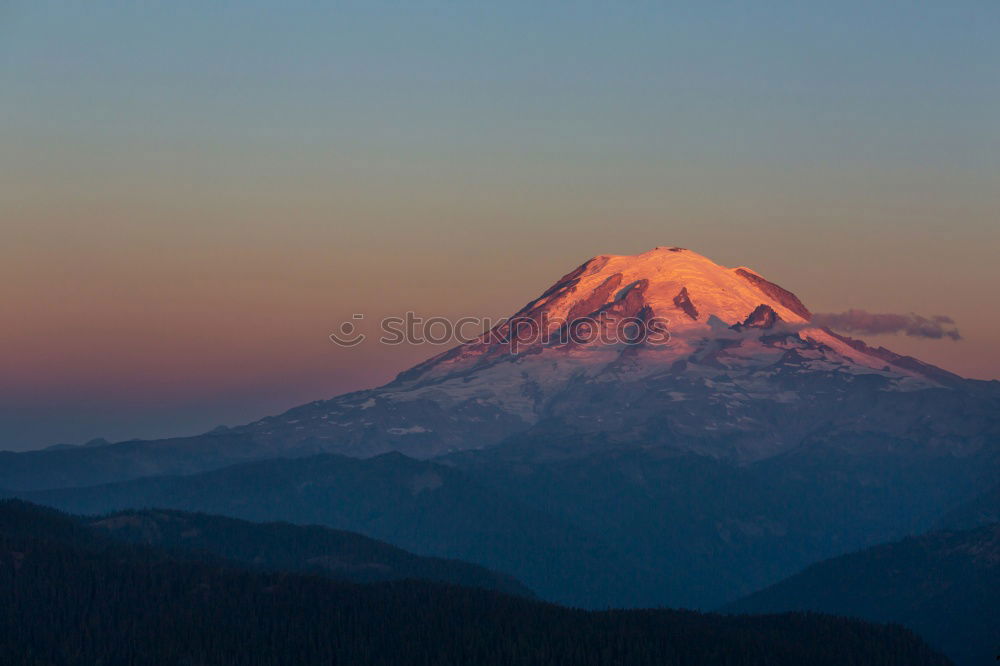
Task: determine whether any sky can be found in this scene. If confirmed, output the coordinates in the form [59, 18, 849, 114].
[2, 1, 998, 451]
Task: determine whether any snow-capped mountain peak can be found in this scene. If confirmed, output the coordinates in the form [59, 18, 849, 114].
[396, 247, 921, 387]
[242, 247, 975, 461]
[516, 246, 812, 332]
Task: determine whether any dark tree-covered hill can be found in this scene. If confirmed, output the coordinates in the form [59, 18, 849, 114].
[727, 524, 1000, 665]
[86, 507, 531, 596]
[0, 500, 951, 666]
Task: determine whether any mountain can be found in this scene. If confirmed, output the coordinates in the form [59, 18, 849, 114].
[3, 246, 998, 609]
[85, 508, 532, 596]
[726, 523, 1000, 666]
[228, 246, 998, 463]
[1, 500, 951, 666]
[3, 246, 997, 491]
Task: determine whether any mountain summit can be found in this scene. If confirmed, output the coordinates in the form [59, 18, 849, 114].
[398, 246, 814, 381]
[239, 247, 982, 461]
[394, 246, 925, 385]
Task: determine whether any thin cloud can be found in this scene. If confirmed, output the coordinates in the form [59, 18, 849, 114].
[811, 309, 962, 340]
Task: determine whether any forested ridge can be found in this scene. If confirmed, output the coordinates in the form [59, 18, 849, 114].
[0, 500, 950, 666]
[85, 507, 532, 596]
[728, 523, 1000, 665]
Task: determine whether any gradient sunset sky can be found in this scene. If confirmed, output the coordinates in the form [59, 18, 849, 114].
[2, 2, 998, 450]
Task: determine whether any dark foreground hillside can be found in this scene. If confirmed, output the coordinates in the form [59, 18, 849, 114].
[85, 508, 532, 596]
[0, 501, 950, 666]
[728, 524, 1000, 666]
